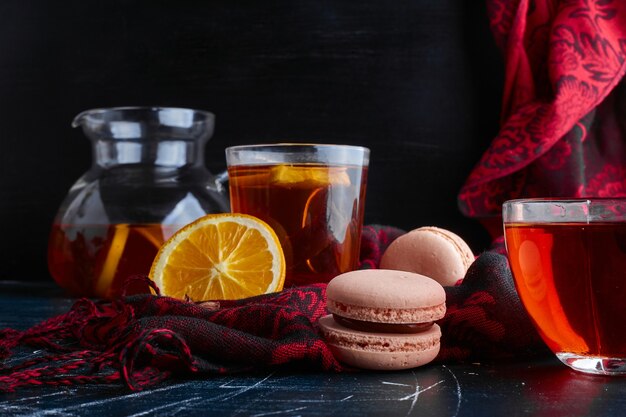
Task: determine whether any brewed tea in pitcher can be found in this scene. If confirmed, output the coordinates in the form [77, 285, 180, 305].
[48, 107, 229, 298]
[48, 223, 183, 298]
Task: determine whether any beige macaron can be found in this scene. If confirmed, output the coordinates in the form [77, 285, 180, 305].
[379, 226, 474, 286]
[319, 269, 445, 370]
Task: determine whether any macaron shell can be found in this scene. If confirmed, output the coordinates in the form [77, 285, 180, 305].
[420, 226, 474, 270]
[326, 269, 446, 324]
[380, 226, 474, 287]
[319, 315, 441, 370]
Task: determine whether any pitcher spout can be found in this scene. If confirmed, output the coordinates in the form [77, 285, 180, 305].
[71, 110, 91, 128]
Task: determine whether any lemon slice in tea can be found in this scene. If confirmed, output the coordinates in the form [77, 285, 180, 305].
[270, 164, 350, 186]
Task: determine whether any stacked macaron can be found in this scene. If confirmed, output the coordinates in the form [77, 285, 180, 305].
[319, 226, 474, 370]
[318, 269, 446, 370]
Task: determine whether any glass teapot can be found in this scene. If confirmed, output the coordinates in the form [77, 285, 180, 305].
[47, 107, 230, 298]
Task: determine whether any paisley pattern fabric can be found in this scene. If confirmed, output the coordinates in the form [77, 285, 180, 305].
[459, 0, 626, 234]
[0, 226, 545, 392]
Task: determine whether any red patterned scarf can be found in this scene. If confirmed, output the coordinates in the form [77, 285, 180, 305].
[0, 227, 545, 391]
[459, 0, 626, 236]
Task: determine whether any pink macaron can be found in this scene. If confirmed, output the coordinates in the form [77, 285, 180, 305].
[319, 269, 445, 370]
[380, 226, 474, 286]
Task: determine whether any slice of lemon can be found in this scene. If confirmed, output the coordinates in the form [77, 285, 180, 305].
[270, 165, 351, 186]
[149, 213, 286, 300]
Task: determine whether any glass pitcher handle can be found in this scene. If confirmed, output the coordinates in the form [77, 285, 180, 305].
[214, 170, 229, 193]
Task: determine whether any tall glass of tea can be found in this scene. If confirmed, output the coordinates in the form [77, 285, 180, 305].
[226, 144, 369, 287]
[48, 107, 230, 298]
[503, 198, 626, 375]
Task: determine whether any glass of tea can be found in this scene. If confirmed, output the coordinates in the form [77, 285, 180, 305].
[225, 143, 369, 287]
[503, 198, 626, 375]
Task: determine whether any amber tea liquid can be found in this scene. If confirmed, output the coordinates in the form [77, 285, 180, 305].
[228, 163, 367, 286]
[48, 223, 181, 298]
[505, 222, 626, 358]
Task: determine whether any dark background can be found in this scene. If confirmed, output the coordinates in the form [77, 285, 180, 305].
[0, 0, 502, 282]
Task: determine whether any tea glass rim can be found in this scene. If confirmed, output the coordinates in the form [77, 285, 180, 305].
[225, 142, 369, 152]
[503, 197, 626, 224]
[504, 197, 626, 204]
[225, 143, 370, 166]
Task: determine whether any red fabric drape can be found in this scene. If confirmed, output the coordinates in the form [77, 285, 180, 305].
[459, 0, 626, 237]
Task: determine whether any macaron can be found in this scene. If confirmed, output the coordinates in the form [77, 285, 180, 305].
[380, 226, 474, 286]
[319, 269, 445, 370]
